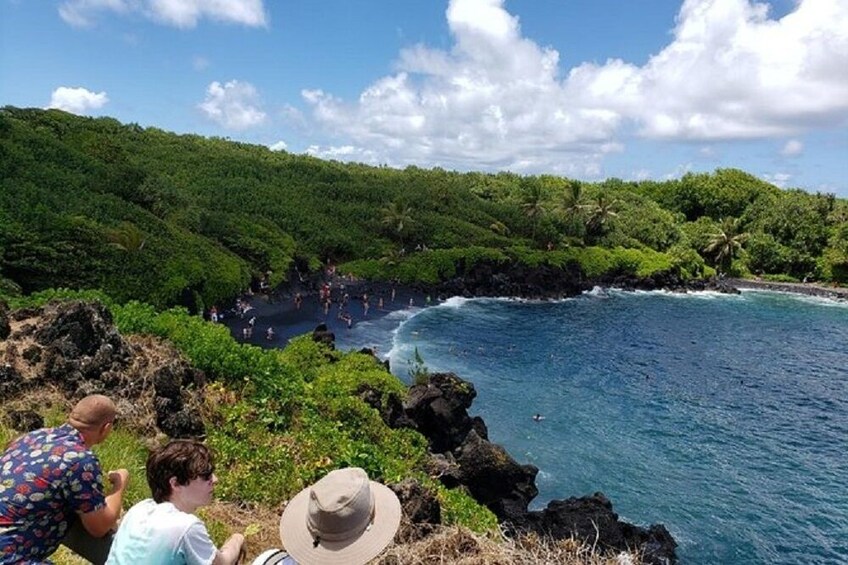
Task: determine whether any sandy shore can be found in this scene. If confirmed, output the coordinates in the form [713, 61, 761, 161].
[219, 279, 429, 347]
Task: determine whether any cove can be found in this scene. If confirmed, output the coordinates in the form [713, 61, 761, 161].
[336, 289, 848, 564]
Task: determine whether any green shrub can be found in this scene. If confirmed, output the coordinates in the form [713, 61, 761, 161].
[437, 484, 499, 533]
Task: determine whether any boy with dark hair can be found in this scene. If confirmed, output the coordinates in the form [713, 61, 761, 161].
[106, 440, 244, 564]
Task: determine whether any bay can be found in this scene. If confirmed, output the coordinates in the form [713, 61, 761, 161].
[335, 289, 848, 564]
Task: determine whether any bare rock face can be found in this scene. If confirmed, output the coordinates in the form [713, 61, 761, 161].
[312, 323, 335, 348]
[453, 430, 539, 523]
[33, 301, 132, 394]
[7, 410, 43, 432]
[520, 493, 678, 565]
[404, 372, 477, 453]
[0, 364, 24, 398]
[1, 300, 207, 440]
[401, 373, 537, 523]
[389, 478, 441, 541]
[152, 360, 207, 439]
[35, 301, 128, 360]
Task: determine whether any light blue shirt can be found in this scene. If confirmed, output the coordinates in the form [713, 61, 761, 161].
[106, 499, 217, 565]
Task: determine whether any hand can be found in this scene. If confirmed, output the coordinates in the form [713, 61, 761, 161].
[107, 468, 130, 493]
[229, 533, 245, 548]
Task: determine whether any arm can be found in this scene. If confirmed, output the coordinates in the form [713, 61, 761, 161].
[78, 468, 129, 538]
[212, 533, 245, 565]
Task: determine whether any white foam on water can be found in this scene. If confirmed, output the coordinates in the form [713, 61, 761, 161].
[740, 288, 848, 309]
[605, 287, 746, 301]
[584, 285, 611, 297]
[437, 296, 471, 309]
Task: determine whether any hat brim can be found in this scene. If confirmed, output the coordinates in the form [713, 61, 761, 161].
[279, 480, 401, 565]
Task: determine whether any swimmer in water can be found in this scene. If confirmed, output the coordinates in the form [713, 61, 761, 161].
[532, 413, 545, 422]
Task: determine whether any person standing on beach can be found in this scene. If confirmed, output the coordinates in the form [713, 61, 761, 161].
[0, 395, 130, 564]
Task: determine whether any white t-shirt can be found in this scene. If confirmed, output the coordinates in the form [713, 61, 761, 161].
[106, 499, 218, 565]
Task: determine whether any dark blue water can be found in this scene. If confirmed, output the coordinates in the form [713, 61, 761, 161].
[337, 289, 848, 564]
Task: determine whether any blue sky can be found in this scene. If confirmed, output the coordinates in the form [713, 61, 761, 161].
[2, 0, 846, 197]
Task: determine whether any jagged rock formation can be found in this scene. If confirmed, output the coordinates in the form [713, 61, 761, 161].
[433, 260, 587, 299]
[399, 372, 678, 565]
[0, 300, 205, 438]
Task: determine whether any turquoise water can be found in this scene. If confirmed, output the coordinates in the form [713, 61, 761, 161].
[336, 290, 848, 564]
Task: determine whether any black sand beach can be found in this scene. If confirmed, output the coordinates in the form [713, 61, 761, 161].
[219, 279, 430, 348]
[220, 275, 847, 349]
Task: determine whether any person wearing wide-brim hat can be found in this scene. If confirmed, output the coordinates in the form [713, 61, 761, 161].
[253, 467, 401, 565]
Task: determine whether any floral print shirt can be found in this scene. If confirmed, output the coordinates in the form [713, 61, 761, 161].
[0, 424, 106, 564]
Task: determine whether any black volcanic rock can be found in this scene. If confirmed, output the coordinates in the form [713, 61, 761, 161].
[35, 301, 128, 359]
[390, 478, 441, 541]
[404, 372, 477, 453]
[312, 323, 335, 348]
[152, 360, 206, 439]
[519, 493, 677, 565]
[453, 429, 539, 523]
[0, 300, 10, 340]
[7, 410, 44, 432]
[401, 371, 677, 564]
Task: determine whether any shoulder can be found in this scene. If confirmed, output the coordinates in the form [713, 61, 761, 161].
[121, 501, 202, 534]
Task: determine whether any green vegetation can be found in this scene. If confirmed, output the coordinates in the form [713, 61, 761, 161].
[2, 108, 844, 315]
[2, 106, 842, 563]
[4, 289, 498, 535]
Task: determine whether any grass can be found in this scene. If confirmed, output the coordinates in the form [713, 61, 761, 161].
[0, 294, 647, 564]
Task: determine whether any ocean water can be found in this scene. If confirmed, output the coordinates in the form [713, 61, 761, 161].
[335, 289, 848, 564]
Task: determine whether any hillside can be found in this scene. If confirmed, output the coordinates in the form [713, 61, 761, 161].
[0, 294, 677, 564]
[2, 107, 845, 313]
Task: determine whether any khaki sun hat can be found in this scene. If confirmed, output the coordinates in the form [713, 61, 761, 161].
[279, 467, 401, 565]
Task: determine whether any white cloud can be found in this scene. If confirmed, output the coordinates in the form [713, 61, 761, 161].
[299, 0, 848, 174]
[47, 86, 109, 114]
[781, 139, 804, 157]
[618, 0, 848, 140]
[198, 80, 266, 130]
[763, 172, 792, 187]
[58, 0, 267, 28]
[305, 144, 381, 165]
[59, 0, 128, 27]
[269, 140, 288, 151]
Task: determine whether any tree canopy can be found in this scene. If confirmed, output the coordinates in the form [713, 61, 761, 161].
[1, 106, 845, 310]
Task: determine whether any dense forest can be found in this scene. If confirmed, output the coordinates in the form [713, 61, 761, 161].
[1, 106, 846, 310]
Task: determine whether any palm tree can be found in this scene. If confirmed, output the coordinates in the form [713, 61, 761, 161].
[380, 201, 414, 248]
[558, 181, 587, 241]
[559, 181, 585, 216]
[704, 217, 748, 274]
[585, 195, 619, 240]
[379, 247, 404, 267]
[106, 222, 147, 253]
[520, 182, 547, 241]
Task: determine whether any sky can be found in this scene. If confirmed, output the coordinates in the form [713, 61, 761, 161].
[1, 0, 847, 197]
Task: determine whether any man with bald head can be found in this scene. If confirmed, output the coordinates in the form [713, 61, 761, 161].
[1, 394, 130, 564]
